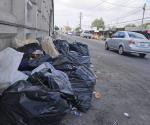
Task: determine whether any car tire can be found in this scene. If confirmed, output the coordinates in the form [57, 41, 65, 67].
[118, 46, 124, 55]
[139, 54, 146, 58]
[105, 43, 109, 50]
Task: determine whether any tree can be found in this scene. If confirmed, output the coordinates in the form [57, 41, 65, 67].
[125, 24, 136, 27]
[91, 18, 105, 30]
[54, 25, 59, 31]
[140, 23, 150, 29]
[64, 26, 72, 32]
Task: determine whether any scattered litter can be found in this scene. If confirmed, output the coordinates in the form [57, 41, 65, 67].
[94, 91, 102, 99]
[90, 65, 94, 68]
[124, 113, 130, 118]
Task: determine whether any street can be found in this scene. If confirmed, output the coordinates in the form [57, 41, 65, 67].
[61, 35, 150, 125]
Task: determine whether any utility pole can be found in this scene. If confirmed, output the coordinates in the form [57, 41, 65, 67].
[142, 3, 146, 30]
[79, 12, 82, 29]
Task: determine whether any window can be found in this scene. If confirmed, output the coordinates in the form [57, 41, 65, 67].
[128, 32, 146, 40]
[112, 32, 118, 38]
[118, 32, 125, 38]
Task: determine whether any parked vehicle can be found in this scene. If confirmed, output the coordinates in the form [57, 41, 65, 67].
[81, 31, 93, 39]
[67, 32, 73, 35]
[105, 31, 150, 58]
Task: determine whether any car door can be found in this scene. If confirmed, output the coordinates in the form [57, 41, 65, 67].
[109, 32, 118, 49]
[114, 32, 126, 49]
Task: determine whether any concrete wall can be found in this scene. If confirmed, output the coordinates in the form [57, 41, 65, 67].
[0, 0, 54, 50]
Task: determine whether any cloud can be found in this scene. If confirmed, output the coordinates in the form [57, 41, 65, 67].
[54, 0, 147, 29]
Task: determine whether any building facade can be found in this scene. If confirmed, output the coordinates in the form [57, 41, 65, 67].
[0, 0, 54, 50]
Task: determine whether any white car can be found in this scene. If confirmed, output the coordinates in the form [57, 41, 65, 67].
[81, 31, 93, 39]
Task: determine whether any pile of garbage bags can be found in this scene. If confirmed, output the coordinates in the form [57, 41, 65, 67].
[0, 38, 96, 125]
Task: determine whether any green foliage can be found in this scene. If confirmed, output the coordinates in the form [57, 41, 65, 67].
[64, 26, 72, 32]
[91, 18, 105, 30]
[75, 27, 81, 32]
[125, 24, 136, 27]
[140, 23, 150, 29]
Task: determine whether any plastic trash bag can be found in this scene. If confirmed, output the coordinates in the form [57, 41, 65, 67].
[52, 55, 78, 71]
[53, 40, 91, 66]
[28, 63, 78, 106]
[0, 80, 69, 125]
[67, 51, 91, 66]
[17, 43, 43, 59]
[0, 48, 28, 92]
[41, 37, 59, 58]
[19, 55, 52, 71]
[66, 66, 96, 112]
[53, 39, 70, 55]
[70, 42, 90, 56]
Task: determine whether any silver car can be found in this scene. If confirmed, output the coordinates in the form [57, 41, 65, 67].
[105, 31, 150, 58]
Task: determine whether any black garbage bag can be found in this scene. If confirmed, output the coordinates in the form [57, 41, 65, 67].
[66, 66, 96, 112]
[17, 43, 43, 59]
[0, 80, 69, 125]
[28, 63, 78, 106]
[52, 55, 78, 71]
[19, 55, 52, 71]
[53, 39, 70, 55]
[67, 51, 91, 66]
[70, 42, 90, 56]
[53, 40, 91, 67]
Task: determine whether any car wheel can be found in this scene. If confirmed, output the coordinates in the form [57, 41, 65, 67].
[139, 54, 146, 58]
[105, 43, 109, 50]
[118, 46, 124, 55]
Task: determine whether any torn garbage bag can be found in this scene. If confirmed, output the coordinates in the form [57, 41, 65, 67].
[28, 63, 77, 105]
[0, 80, 69, 125]
[66, 66, 96, 112]
[0, 48, 28, 92]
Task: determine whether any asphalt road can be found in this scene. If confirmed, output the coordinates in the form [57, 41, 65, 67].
[60, 34, 150, 125]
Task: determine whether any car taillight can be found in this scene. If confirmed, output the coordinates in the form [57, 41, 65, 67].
[128, 40, 135, 45]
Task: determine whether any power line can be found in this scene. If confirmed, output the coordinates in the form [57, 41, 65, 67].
[88, 0, 108, 10]
[102, 1, 142, 9]
[107, 17, 150, 26]
[110, 8, 141, 22]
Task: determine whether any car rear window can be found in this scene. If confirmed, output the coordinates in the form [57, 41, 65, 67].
[128, 32, 146, 39]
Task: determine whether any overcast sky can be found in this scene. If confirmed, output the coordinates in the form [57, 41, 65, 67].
[54, 0, 150, 29]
